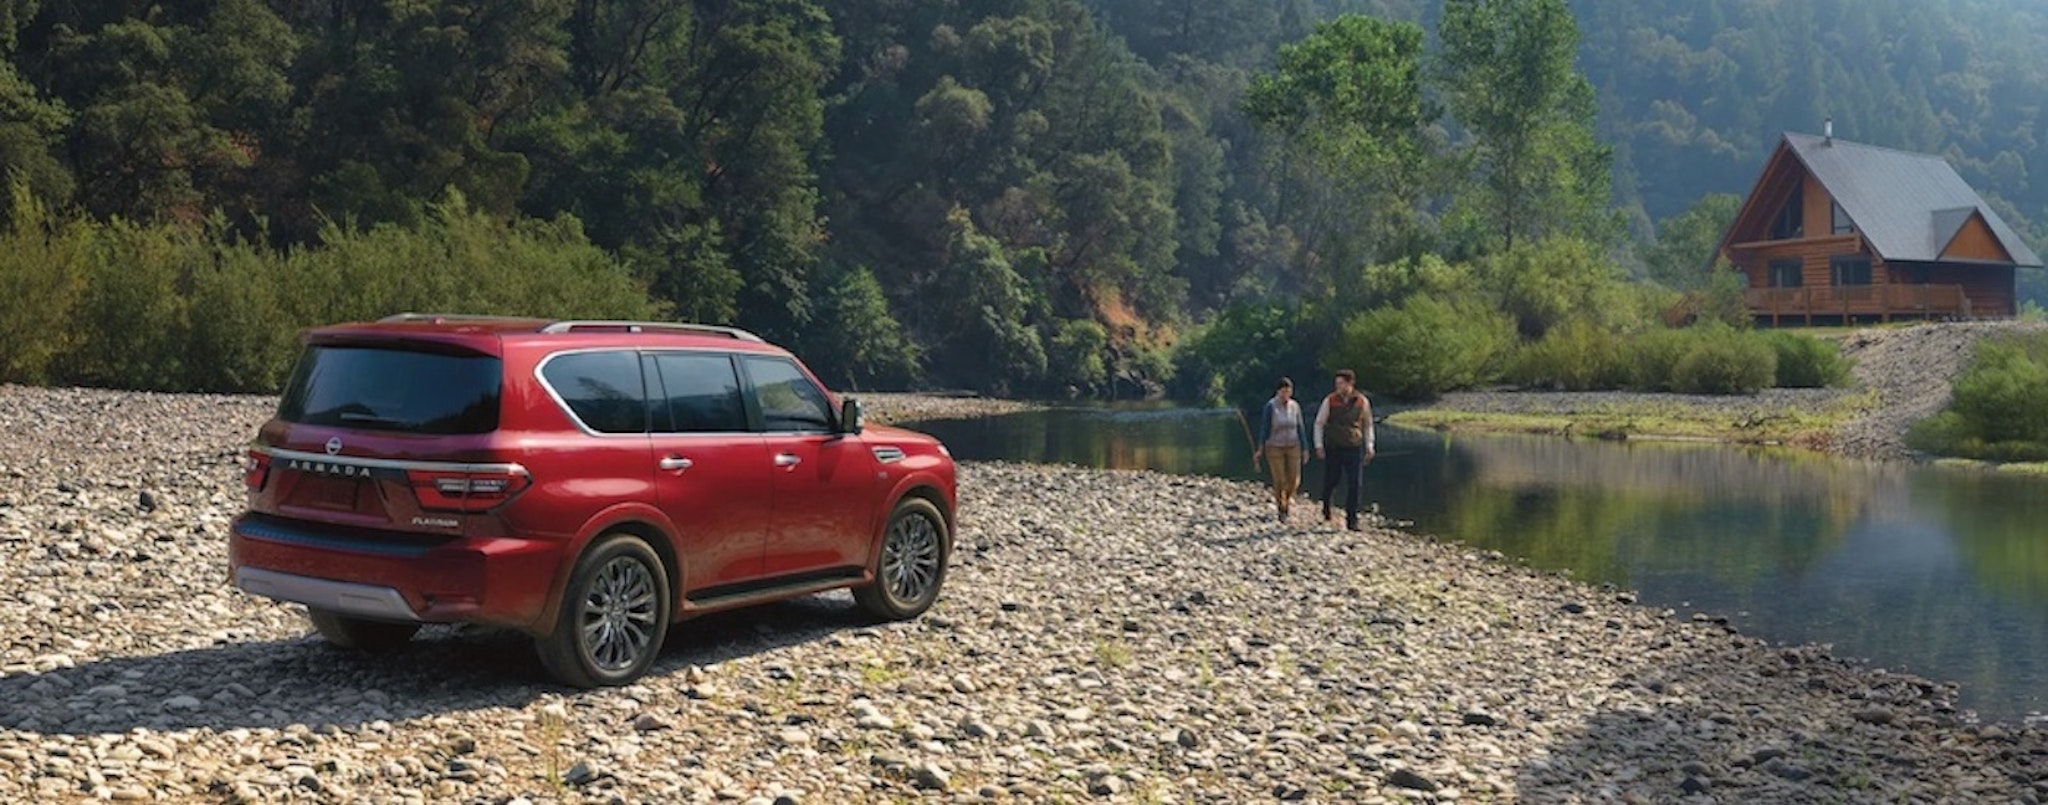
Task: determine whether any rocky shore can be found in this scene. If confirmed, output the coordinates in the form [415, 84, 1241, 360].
[3, 385, 2047, 803]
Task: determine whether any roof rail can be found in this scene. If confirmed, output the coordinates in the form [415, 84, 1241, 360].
[378, 312, 532, 324]
[539, 320, 766, 342]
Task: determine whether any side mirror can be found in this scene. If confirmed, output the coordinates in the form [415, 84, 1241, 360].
[839, 397, 864, 435]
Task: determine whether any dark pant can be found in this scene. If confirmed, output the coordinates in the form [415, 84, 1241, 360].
[1322, 445, 1367, 527]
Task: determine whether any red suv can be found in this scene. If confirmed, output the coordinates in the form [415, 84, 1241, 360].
[230, 315, 956, 687]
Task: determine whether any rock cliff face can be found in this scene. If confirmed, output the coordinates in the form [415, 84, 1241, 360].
[1832, 321, 2048, 460]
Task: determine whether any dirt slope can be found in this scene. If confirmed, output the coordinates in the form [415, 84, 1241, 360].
[1831, 321, 2048, 460]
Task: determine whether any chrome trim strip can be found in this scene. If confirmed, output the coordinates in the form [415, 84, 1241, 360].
[258, 446, 526, 476]
[233, 567, 421, 622]
[539, 320, 765, 342]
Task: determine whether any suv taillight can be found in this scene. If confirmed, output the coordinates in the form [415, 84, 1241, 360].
[407, 468, 532, 512]
[244, 450, 271, 491]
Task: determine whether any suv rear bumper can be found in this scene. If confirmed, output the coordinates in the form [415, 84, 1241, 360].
[233, 567, 420, 622]
[229, 514, 564, 631]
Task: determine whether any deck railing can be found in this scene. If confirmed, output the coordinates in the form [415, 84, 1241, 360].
[1744, 284, 1972, 324]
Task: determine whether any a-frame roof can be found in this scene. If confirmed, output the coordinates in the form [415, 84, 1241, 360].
[1720, 132, 2039, 266]
[1770, 132, 2042, 267]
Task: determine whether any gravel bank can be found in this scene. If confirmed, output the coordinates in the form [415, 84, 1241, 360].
[4, 385, 2047, 803]
[1423, 322, 2048, 461]
[1829, 321, 2048, 460]
[1426, 388, 1852, 421]
[858, 394, 1042, 425]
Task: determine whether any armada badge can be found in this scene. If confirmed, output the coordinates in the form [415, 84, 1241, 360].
[325, 437, 343, 455]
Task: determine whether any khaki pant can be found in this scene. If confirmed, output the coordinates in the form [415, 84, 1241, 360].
[1264, 444, 1303, 515]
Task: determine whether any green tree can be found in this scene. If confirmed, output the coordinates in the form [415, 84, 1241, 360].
[812, 264, 919, 391]
[1245, 14, 1436, 267]
[1646, 194, 1740, 290]
[1438, 0, 1614, 251]
[931, 207, 1046, 394]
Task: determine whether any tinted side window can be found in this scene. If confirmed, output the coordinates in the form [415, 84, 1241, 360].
[542, 351, 649, 434]
[278, 346, 501, 434]
[652, 353, 749, 433]
[743, 357, 833, 432]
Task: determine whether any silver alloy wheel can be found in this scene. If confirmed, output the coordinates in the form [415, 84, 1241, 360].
[882, 512, 942, 605]
[579, 555, 658, 671]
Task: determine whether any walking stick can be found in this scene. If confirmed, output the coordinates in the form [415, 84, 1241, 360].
[1235, 407, 1259, 471]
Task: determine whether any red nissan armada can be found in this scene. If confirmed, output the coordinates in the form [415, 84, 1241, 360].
[229, 315, 956, 687]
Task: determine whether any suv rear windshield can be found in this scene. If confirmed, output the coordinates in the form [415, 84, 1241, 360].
[278, 346, 502, 434]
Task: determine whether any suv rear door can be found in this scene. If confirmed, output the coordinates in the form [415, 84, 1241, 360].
[260, 342, 510, 533]
[739, 355, 877, 578]
[645, 351, 774, 590]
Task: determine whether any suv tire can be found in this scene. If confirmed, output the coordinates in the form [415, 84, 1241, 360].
[536, 534, 672, 688]
[307, 608, 420, 653]
[855, 497, 950, 621]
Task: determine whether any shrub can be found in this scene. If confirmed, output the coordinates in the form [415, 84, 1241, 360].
[1907, 335, 2048, 460]
[1764, 331, 1852, 388]
[1949, 337, 2048, 444]
[1507, 318, 1626, 391]
[0, 186, 90, 383]
[1622, 327, 1696, 391]
[14, 188, 658, 393]
[1325, 296, 1514, 399]
[1172, 302, 1326, 408]
[1475, 235, 1631, 338]
[56, 218, 195, 390]
[1668, 323, 1777, 394]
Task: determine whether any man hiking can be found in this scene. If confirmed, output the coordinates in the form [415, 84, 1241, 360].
[1313, 369, 1375, 531]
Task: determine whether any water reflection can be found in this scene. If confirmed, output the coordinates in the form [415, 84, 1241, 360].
[910, 408, 2048, 722]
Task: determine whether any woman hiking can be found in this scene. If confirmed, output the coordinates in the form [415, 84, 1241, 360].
[1252, 378, 1311, 521]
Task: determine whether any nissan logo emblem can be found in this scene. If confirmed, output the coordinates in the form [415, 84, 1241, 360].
[325, 437, 343, 455]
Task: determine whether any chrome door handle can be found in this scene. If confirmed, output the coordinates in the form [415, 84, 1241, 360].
[658, 456, 694, 472]
[774, 453, 801, 468]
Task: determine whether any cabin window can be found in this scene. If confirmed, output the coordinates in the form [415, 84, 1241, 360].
[1770, 190, 1804, 240]
[1768, 259, 1803, 288]
[1831, 201, 1856, 235]
[1830, 256, 1873, 286]
[1906, 264, 1933, 284]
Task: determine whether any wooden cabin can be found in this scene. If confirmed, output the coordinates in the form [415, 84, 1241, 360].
[1713, 131, 2042, 325]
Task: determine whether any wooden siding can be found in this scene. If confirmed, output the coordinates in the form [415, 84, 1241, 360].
[1727, 235, 1875, 289]
[1941, 214, 2015, 262]
[1802, 172, 1837, 237]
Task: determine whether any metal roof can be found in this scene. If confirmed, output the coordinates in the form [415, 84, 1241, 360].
[1783, 132, 2042, 267]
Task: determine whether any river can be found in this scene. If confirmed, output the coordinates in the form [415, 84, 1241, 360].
[907, 406, 2048, 724]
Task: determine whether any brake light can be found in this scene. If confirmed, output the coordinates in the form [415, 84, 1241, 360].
[244, 450, 272, 491]
[408, 468, 531, 512]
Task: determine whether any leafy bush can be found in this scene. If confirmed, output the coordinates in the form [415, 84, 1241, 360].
[1507, 318, 1627, 391]
[1622, 327, 1696, 391]
[10, 189, 657, 393]
[1475, 235, 1632, 338]
[1324, 296, 1514, 399]
[1907, 334, 2048, 460]
[1172, 302, 1329, 408]
[1696, 264, 1752, 328]
[1668, 323, 1777, 394]
[56, 218, 196, 390]
[0, 186, 89, 383]
[1764, 331, 1852, 388]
